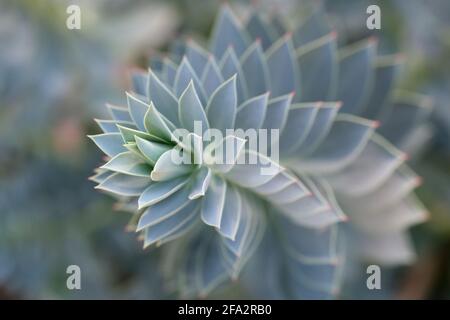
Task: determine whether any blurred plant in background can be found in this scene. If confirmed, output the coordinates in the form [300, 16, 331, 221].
[0, 0, 179, 298]
[0, 0, 449, 299]
[320, 0, 450, 299]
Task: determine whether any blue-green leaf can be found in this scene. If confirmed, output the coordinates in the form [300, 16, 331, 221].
[296, 32, 337, 102]
[137, 185, 193, 230]
[201, 176, 227, 228]
[337, 40, 376, 114]
[89, 169, 114, 184]
[379, 92, 433, 148]
[144, 103, 177, 142]
[179, 81, 209, 134]
[266, 35, 298, 96]
[347, 194, 427, 235]
[234, 92, 269, 130]
[150, 149, 194, 181]
[143, 200, 199, 247]
[245, 13, 276, 50]
[210, 5, 249, 58]
[127, 92, 150, 132]
[279, 103, 320, 155]
[225, 150, 283, 188]
[148, 71, 180, 126]
[189, 166, 212, 200]
[88, 133, 127, 157]
[355, 231, 416, 264]
[174, 57, 207, 105]
[220, 47, 248, 103]
[186, 40, 209, 76]
[361, 55, 401, 119]
[240, 41, 270, 97]
[291, 115, 377, 174]
[292, 102, 340, 156]
[96, 172, 150, 196]
[149, 54, 164, 72]
[162, 58, 177, 88]
[201, 56, 224, 98]
[261, 93, 292, 132]
[101, 151, 151, 177]
[325, 134, 407, 196]
[206, 75, 237, 133]
[117, 125, 162, 144]
[138, 175, 190, 209]
[340, 164, 421, 213]
[106, 104, 132, 122]
[292, 9, 331, 48]
[219, 185, 242, 240]
[131, 70, 148, 97]
[135, 136, 172, 165]
[95, 119, 135, 133]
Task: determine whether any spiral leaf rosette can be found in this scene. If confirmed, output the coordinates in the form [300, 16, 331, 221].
[89, 6, 430, 298]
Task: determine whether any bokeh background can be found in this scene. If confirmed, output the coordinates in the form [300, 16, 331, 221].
[0, 0, 449, 299]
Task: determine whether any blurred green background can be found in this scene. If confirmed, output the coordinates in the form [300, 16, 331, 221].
[0, 0, 449, 299]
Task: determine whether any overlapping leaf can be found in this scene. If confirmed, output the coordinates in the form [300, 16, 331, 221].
[90, 5, 430, 299]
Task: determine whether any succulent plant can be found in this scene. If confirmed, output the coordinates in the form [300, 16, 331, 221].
[90, 5, 430, 298]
